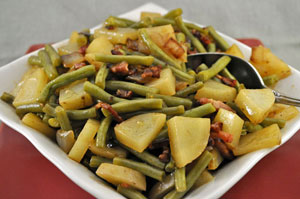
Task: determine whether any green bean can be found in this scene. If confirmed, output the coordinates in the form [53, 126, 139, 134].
[207, 43, 216, 52]
[104, 16, 135, 27]
[95, 65, 109, 89]
[244, 121, 263, 133]
[106, 80, 159, 96]
[152, 17, 176, 26]
[16, 103, 44, 117]
[44, 44, 61, 67]
[102, 99, 163, 117]
[139, 29, 182, 70]
[174, 167, 186, 192]
[124, 146, 165, 170]
[113, 157, 165, 181]
[149, 173, 175, 199]
[146, 93, 192, 109]
[187, 69, 196, 77]
[42, 114, 52, 124]
[96, 116, 112, 148]
[163, 151, 212, 199]
[84, 81, 126, 104]
[185, 22, 209, 35]
[38, 65, 96, 103]
[48, 118, 60, 128]
[263, 75, 279, 87]
[163, 8, 183, 19]
[165, 158, 175, 173]
[196, 63, 208, 73]
[48, 94, 57, 104]
[261, 117, 286, 129]
[197, 55, 231, 81]
[55, 106, 72, 131]
[117, 185, 147, 199]
[28, 55, 41, 66]
[175, 32, 186, 43]
[175, 81, 203, 97]
[207, 26, 229, 51]
[38, 50, 58, 80]
[130, 17, 152, 28]
[1, 92, 15, 105]
[183, 103, 216, 117]
[175, 16, 206, 53]
[89, 155, 112, 168]
[89, 54, 154, 66]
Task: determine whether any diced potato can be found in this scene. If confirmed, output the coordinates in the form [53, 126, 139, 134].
[250, 45, 291, 79]
[59, 79, 93, 110]
[69, 31, 87, 47]
[13, 67, 48, 107]
[213, 108, 244, 149]
[191, 169, 214, 190]
[194, 80, 237, 102]
[140, 11, 162, 20]
[96, 163, 146, 191]
[86, 35, 114, 55]
[58, 43, 80, 56]
[56, 130, 75, 153]
[225, 44, 245, 59]
[233, 124, 281, 156]
[235, 88, 275, 124]
[167, 116, 210, 168]
[61, 52, 85, 68]
[208, 148, 223, 170]
[115, 113, 166, 152]
[22, 113, 55, 139]
[146, 68, 176, 96]
[271, 105, 299, 121]
[68, 119, 100, 162]
[94, 27, 138, 44]
[89, 139, 127, 159]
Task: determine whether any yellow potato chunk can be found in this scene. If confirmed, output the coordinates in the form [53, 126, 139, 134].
[235, 88, 275, 124]
[56, 130, 76, 153]
[250, 45, 291, 79]
[96, 163, 146, 191]
[68, 119, 100, 162]
[268, 103, 299, 121]
[194, 80, 237, 102]
[115, 113, 166, 152]
[233, 124, 281, 156]
[213, 108, 244, 149]
[167, 116, 210, 168]
[146, 68, 176, 96]
[94, 27, 138, 44]
[59, 79, 93, 110]
[208, 148, 223, 170]
[86, 36, 114, 54]
[89, 139, 127, 159]
[225, 44, 245, 59]
[13, 67, 48, 107]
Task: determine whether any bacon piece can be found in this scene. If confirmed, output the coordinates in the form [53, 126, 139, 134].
[116, 89, 133, 99]
[78, 45, 88, 55]
[95, 102, 123, 123]
[197, 98, 235, 113]
[126, 39, 139, 51]
[163, 38, 185, 58]
[110, 61, 129, 76]
[215, 75, 237, 87]
[213, 138, 234, 160]
[211, 121, 223, 132]
[211, 122, 233, 143]
[158, 146, 170, 163]
[141, 65, 162, 79]
[200, 34, 212, 45]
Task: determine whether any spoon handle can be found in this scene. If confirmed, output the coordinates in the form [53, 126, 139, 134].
[273, 90, 300, 107]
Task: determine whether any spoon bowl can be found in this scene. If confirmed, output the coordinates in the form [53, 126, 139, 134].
[187, 53, 300, 106]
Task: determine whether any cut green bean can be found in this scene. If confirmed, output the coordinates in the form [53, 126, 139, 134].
[38, 65, 96, 103]
[55, 106, 72, 131]
[105, 16, 135, 27]
[175, 16, 206, 53]
[89, 155, 112, 168]
[197, 55, 231, 81]
[163, 151, 212, 199]
[175, 81, 203, 97]
[163, 8, 183, 19]
[152, 17, 176, 26]
[130, 17, 152, 28]
[28, 55, 42, 66]
[261, 117, 286, 129]
[84, 81, 126, 104]
[149, 173, 175, 199]
[117, 185, 147, 199]
[89, 54, 154, 66]
[175, 32, 186, 43]
[96, 116, 112, 148]
[146, 93, 192, 109]
[95, 65, 109, 89]
[207, 43, 216, 52]
[207, 26, 229, 51]
[263, 75, 279, 87]
[1, 92, 15, 105]
[183, 103, 216, 117]
[42, 114, 52, 124]
[165, 158, 175, 173]
[16, 103, 44, 117]
[38, 50, 58, 80]
[45, 44, 61, 67]
[139, 29, 182, 70]
[244, 121, 263, 133]
[175, 167, 186, 192]
[113, 157, 165, 181]
[48, 118, 60, 128]
[106, 80, 159, 96]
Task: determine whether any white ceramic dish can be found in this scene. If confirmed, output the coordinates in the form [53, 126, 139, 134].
[0, 2, 300, 199]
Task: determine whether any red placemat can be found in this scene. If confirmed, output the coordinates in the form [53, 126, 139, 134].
[0, 40, 299, 199]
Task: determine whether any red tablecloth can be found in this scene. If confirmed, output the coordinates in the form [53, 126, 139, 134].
[1, 40, 299, 199]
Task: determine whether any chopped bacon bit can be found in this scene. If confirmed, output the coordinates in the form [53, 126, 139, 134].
[213, 138, 234, 160]
[120, 183, 130, 188]
[95, 102, 123, 123]
[110, 61, 129, 76]
[158, 146, 170, 163]
[111, 49, 123, 55]
[200, 34, 212, 45]
[191, 29, 201, 38]
[141, 65, 162, 79]
[210, 122, 233, 143]
[211, 122, 223, 132]
[116, 89, 133, 99]
[73, 62, 86, 70]
[78, 45, 88, 55]
[164, 37, 185, 58]
[218, 130, 233, 143]
[126, 65, 162, 84]
[188, 48, 197, 55]
[105, 25, 115, 30]
[216, 75, 237, 87]
[197, 98, 235, 113]
[126, 39, 139, 51]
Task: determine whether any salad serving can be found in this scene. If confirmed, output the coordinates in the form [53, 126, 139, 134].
[1, 7, 299, 199]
